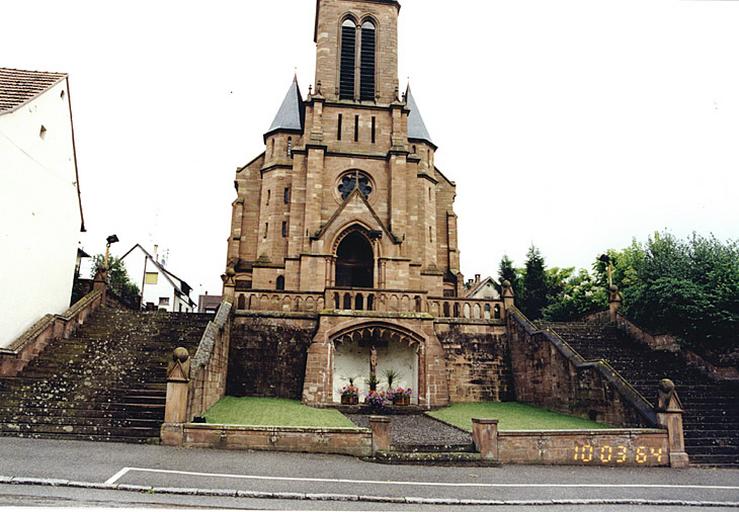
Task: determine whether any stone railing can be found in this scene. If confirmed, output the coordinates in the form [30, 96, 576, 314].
[186, 301, 233, 420]
[325, 288, 428, 314]
[427, 297, 505, 321]
[0, 288, 105, 377]
[507, 306, 657, 427]
[234, 291, 325, 313]
[233, 288, 507, 321]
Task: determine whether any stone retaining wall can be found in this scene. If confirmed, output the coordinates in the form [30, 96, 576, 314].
[161, 423, 372, 457]
[436, 322, 512, 402]
[498, 429, 670, 466]
[228, 313, 318, 399]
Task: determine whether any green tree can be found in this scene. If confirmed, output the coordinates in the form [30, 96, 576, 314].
[543, 268, 608, 321]
[91, 254, 141, 308]
[521, 245, 548, 319]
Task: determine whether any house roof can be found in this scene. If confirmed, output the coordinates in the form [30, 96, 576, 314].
[0, 67, 67, 115]
[406, 85, 434, 146]
[265, 76, 304, 137]
[120, 244, 196, 306]
[466, 276, 501, 299]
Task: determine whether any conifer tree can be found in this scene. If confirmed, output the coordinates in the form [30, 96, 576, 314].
[522, 245, 548, 319]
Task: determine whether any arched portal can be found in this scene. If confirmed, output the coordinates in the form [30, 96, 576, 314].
[335, 230, 374, 288]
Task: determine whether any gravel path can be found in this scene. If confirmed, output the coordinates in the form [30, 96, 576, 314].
[345, 413, 472, 448]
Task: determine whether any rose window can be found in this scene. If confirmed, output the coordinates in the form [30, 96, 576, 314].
[338, 171, 373, 200]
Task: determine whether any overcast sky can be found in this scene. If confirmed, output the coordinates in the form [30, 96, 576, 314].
[4, 0, 738, 296]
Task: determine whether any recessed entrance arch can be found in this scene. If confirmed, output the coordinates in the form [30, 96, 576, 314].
[331, 323, 421, 404]
[335, 230, 374, 288]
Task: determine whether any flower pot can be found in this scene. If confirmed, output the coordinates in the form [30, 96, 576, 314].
[393, 395, 410, 406]
[341, 395, 359, 406]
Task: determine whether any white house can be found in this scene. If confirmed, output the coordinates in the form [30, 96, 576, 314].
[119, 244, 196, 313]
[0, 68, 85, 348]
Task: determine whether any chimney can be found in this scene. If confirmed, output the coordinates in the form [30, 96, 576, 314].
[475, 274, 481, 284]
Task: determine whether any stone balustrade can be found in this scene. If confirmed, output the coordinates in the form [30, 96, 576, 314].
[234, 288, 506, 321]
[234, 291, 325, 313]
[325, 287, 428, 314]
[427, 297, 505, 321]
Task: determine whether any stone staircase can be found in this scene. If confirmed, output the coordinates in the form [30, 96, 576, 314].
[540, 320, 739, 468]
[0, 306, 210, 444]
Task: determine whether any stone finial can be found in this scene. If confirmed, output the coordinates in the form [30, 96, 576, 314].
[166, 347, 191, 382]
[501, 280, 515, 310]
[657, 378, 683, 412]
[655, 379, 689, 468]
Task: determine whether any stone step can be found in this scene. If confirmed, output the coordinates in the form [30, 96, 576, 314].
[0, 423, 160, 437]
[0, 407, 164, 420]
[0, 415, 162, 427]
[0, 431, 158, 444]
[373, 450, 497, 467]
[392, 443, 476, 454]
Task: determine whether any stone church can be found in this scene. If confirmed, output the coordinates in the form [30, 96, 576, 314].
[223, 0, 512, 408]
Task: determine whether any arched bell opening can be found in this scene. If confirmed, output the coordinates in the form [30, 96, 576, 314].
[335, 230, 374, 288]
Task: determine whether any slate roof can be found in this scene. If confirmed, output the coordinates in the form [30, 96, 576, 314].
[266, 76, 304, 136]
[406, 85, 433, 145]
[0, 67, 67, 115]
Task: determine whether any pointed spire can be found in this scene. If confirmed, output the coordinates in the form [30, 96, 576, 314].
[405, 85, 433, 145]
[266, 75, 305, 135]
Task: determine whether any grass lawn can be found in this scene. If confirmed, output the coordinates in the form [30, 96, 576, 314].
[203, 397, 355, 428]
[428, 402, 610, 432]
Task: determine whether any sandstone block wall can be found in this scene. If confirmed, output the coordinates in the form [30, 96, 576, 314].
[436, 322, 513, 402]
[228, 315, 318, 399]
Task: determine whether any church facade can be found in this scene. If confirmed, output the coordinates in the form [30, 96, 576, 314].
[224, 0, 511, 408]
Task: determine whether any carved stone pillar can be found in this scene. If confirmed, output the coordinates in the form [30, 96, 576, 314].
[472, 418, 499, 462]
[656, 379, 690, 468]
[164, 347, 191, 424]
[369, 416, 391, 455]
[608, 285, 623, 323]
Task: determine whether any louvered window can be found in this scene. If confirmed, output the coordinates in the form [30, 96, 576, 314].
[340, 20, 356, 100]
[360, 21, 376, 101]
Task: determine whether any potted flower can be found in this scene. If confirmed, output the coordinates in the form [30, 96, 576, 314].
[392, 387, 412, 406]
[365, 390, 386, 411]
[340, 378, 359, 405]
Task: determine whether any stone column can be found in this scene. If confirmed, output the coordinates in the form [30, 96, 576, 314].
[608, 285, 623, 323]
[655, 379, 690, 468]
[369, 416, 391, 455]
[472, 418, 499, 462]
[164, 347, 191, 424]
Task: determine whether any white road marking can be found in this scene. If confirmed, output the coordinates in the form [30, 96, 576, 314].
[120, 467, 739, 491]
[104, 467, 131, 485]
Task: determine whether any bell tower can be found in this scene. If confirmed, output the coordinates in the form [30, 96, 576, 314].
[313, 0, 400, 104]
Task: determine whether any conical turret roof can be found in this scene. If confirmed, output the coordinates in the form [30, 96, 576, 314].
[406, 85, 433, 146]
[266, 76, 305, 135]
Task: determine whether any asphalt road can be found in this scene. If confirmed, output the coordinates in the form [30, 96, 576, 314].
[0, 437, 737, 510]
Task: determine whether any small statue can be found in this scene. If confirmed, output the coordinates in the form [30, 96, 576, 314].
[370, 346, 378, 376]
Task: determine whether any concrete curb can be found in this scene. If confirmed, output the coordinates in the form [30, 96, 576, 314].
[0, 476, 738, 507]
